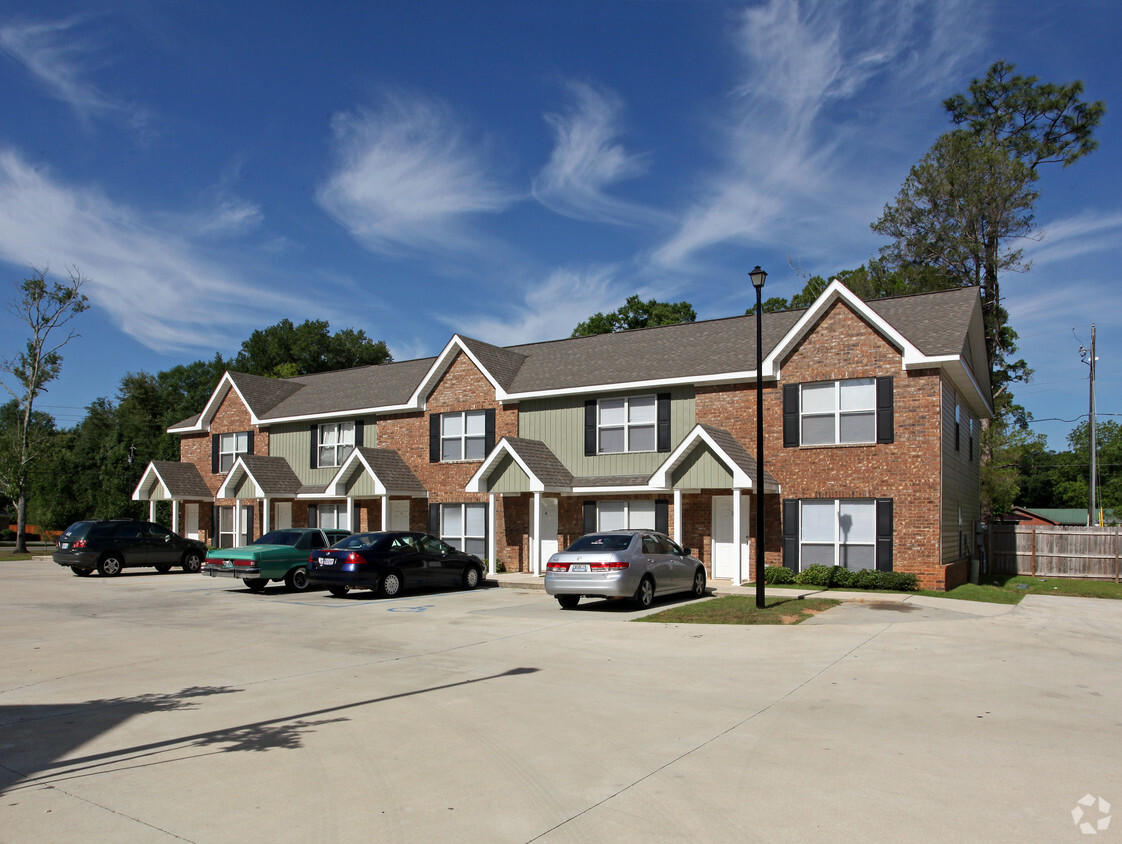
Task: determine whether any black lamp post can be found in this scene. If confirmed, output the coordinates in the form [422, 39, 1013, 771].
[750, 265, 767, 608]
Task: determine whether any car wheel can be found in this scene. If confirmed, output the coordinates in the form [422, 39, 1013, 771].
[461, 565, 482, 590]
[284, 566, 310, 592]
[378, 570, 403, 598]
[328, 585, 350, 598]
[181, 552, 203, 573]
[154, 564, 172, 573]
[97, 555, 123, 577]
[70, 566, 93, 577]
[634, 576, 655, 609]
[245, 578, 268, 593]
[557, 594, 580, 609]
[691, 567, 706, 599]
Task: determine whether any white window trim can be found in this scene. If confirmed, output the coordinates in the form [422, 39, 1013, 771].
[217, 503, 253, 548]
[318, 422, 356, 468]
[440, 502, 487, 553]
[597, 395, 657, 454]
[799, 499, 876, 570]
[441, 411, 487, 462]
[800, 379, 876, 446]
[218, 431, 249, 474]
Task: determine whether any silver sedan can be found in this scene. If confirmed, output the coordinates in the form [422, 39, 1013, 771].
[544, 530, 707, 610]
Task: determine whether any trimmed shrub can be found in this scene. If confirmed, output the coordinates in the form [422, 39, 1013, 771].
[831, 566, 856, 588]
[763, 565, 795, 584]
[790, 565, 920, 592]
[794, 564, 835, 587]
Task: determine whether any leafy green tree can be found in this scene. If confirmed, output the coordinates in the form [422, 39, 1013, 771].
[572, 296, 696, 337]
[0, 268, 88, 551]
[233, 319, 391, 377]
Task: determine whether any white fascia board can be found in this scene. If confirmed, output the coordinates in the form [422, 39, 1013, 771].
[409, 336, 507, 408]
[171, 372, 261, 433]
[499, 370, 775, 405]
[650, 425, 754, 489]
[131, 463, 168, 501]
[255, 404, 417, 426]
[216, 460, 249, 499]
[325, 451, 387, 497]
[570, 483, 659, 494]
[927, 358, 993, 418]
[766, 280, 920, 373]
[466, 439, 545, 493]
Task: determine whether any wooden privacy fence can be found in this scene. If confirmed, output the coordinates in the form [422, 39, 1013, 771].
[987, 524, 1122, 581]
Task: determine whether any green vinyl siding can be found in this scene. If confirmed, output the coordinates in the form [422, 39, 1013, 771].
[267, 419, 377, 485]
[519, 388, 695, 477]
[230, 473, 257, 500]
[343, 470, 378, 498]
[486, 452, 531, 494]
[672, 446, 733, 489]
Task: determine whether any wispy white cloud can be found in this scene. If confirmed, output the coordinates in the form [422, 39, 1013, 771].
[442, 265, 626, 346]
[652, 0, 985, 273]
[316, 92, 518, 258]
[0, 16, 151, 132]
[0, 148, 309, 353]
[532, 80, 663, 227]
[1023, 210, 1122, 266]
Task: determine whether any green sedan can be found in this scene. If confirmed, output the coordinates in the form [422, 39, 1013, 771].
[202, 528, 351, 592]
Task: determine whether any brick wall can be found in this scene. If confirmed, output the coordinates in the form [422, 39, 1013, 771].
[698, 301, 949, 589]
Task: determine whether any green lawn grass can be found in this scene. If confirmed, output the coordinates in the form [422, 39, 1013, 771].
[979, 575, 1122, 600]
[636, 595, 840, 625]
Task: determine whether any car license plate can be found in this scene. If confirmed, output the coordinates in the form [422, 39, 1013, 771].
[60, 542, 69, 550]
[318, 557, 333, 566]
[570, 564, 589, 573]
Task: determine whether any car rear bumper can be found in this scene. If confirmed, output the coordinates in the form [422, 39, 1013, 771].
[544, 571, 640, 598]
[307, 569, 380, 589]
[202, 565, 260, 579]
[53, 551, 99, 567]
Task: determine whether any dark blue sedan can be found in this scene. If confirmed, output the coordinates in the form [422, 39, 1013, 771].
[307, 531, 485, 598]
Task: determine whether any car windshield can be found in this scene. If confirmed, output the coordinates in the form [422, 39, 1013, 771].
[564, 534, 634, 553]
[253, 530, 302, 547]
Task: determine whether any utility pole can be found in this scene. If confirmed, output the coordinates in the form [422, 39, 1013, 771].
[1083, 325, 1098, 526]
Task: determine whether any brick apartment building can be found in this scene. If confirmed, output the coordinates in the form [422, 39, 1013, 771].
[133, 280, 991, 590]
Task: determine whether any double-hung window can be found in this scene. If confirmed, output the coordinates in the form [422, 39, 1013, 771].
[598, 396, 656, 453]
[218, 431, 249, 473]
[318, 422, 356, 468]
[799, 499, 876, 571]
[310, 502, 349, 531]
[800, 379, 876, 445]
[438, 503, 487, 556]
[596, 500, 655, 531]
[442, 411, 487, 461]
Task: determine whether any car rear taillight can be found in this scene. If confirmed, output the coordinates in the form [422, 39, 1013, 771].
[346, 552, 363, 564]
[71, 539, 87, 549]
[590, 561, 629, 570]
[547, 562, 569, 572]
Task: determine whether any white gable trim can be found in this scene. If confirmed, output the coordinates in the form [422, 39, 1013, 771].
[650, 425, 755, 490]
[325, 449, 387, 497]
[409, 335, 508, 408]
[466, 438, 545, 493]
[131, 463, 169, 501]
[216, 457, 263, 499]
[168, 372, 258, 434]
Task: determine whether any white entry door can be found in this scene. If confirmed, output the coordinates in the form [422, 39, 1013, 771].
[389, 499, 411, 531]
[712, 495, 750, 580]
[540, 498, 559, 561]
[275, 501, 292, 530]
[184, 503, 200, 540]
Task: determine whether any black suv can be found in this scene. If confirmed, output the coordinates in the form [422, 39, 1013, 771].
[53, 519, 207, 577]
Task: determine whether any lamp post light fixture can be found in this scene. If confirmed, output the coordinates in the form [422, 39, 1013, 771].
[750, 265, 767, 609]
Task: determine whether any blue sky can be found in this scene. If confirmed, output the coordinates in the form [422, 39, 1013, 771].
[0, 0, 1117, 450]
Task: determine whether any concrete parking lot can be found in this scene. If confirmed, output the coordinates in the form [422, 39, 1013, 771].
[2, 560, 1121, 843]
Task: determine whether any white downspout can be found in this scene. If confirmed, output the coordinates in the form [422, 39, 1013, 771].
[488, 493, 497, 575]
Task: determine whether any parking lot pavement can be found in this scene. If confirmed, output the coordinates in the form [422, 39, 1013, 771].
[3, 560, 1122, 843]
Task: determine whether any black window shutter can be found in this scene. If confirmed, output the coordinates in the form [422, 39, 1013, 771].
[308, 503, 317, 528]
[429, 414, 441, 463]
[429, 503, 441, 535]
[583, 501, 596, 534]
[245, 505, 254, 543]
[246, 430, 254, 456]
[876, 498, 893, 571]
[955, 421, 960, 451]
[783, 385, 799, 448]
[656, 394, 671, 452]
[484, 408, 496, 455]
[211, 434, 220, 474]
[354, 420, 364, 448]
[782, 499, 799, 571]
[655, 499, 669, 535]
[584, 401, 597, 456]
[876, 377, 894, 444]
[309, 425, 319, 469]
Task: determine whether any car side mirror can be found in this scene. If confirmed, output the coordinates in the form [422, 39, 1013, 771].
[164, 535, 172, 543]
[682, 547, 692, 556]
